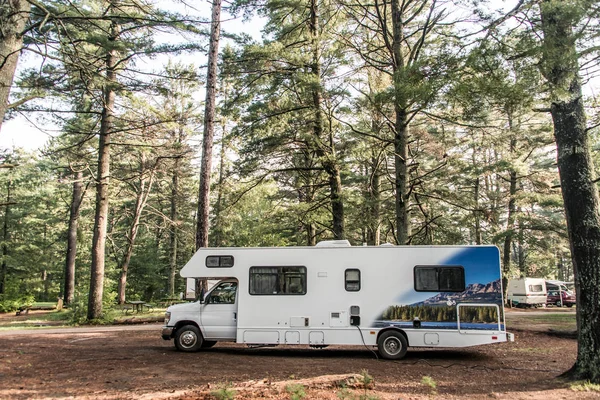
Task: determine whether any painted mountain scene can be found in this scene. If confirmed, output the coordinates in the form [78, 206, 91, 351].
[373, 280, 504, 330]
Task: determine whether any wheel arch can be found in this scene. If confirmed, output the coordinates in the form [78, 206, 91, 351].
[172, 320, 202, 337]
[377, 327, 409, 347]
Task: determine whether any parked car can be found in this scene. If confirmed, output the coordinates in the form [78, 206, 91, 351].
[546, 290, 576, 307]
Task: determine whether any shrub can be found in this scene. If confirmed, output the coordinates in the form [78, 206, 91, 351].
[285, 383, 306, 400]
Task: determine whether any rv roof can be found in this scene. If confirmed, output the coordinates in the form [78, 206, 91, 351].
[315, 240, 351, 247]
[546, 279, 574, 285]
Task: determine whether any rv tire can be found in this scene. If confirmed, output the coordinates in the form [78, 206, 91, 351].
[377, 330, 408, 360]
[175, 325, 203, 352]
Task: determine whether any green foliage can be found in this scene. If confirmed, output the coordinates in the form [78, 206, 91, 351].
[421, 376, 437, 394]
[336, 371, 379, 400]
[67, 289, 118, 325]
[211, 383, 236, 400]
[285, 383, 306, 400]
[357, 370, 374, 389]
[0, 293, 34, 313]
[570, 381, 600, 392]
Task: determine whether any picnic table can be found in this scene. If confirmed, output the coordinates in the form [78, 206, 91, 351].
[126, 300, 152, 313]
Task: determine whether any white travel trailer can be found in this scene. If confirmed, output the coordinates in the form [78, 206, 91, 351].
[162, 241, 513, 359]
[506, 278, 547, 308]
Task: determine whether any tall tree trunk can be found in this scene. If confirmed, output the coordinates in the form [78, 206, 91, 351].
[42, 223, 48, 301]
[169, 126, 183, 297]
[0, 173, 11, 294]
[117, 157, 154, 304]
[540, 0, 600, 382]
[391, 0, 410, 245]
[169, 158, 179, 297]
[557, 250, 565, 281]
[212, 128, 226, 247]
[502, 114, 518, 300]
[298, 174, 317, 246]
[212, 73, 231, 248]
[473, 177, 482, 245]
[517, 216, 526, 275]
[366, 156, 381, 246]
[308, 0, 345, 240]
[0, 0, 30, 132]
[196, 0, 222, 250]
[64, 171, 83, 306]
[88, 6, 119, 320]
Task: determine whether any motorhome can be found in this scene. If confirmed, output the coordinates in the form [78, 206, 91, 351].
[506, 278, 547, 308]
[162, 241, 513, 359]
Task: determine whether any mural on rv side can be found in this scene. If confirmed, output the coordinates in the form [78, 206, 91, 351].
[373, 247, 505, 331]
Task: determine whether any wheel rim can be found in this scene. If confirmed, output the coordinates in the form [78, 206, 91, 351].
[180, 330, 197, 348]
[383, 336, 402, 356]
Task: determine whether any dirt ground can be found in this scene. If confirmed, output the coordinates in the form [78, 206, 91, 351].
[0, 309, 596, 399]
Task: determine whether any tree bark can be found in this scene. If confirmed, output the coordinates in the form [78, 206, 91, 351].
[366, 156, 381, 246]
[473, 177, 482, 245]
[212, 127, 226, 248]
[168, 160, 178, 296]
[64, 170, 83, 306]
[0, 172, 11, 294]
[391, 0, 410, 245]
[88, 5, 119, 320]
[0, 0, 30, 132]
[539, 0, 600, 382]
[196, 0, 222, 250]
[169, 125, 183, 297]
[502, 114, 518, 300]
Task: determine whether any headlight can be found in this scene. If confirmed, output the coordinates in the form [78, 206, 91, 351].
[164, 311, 171, 325]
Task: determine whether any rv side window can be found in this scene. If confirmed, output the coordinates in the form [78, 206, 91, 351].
[206, 255, 234, 268]
[414, 266, 465, 292]
[345, 269, 361, 291]
[529, 284, 543, 292]
[249, 266, 306, 295]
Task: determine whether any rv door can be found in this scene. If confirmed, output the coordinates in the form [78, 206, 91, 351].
[200, 281, 238, 339]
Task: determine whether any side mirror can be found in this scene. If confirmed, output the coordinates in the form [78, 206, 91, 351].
[198, 286, 206, 303]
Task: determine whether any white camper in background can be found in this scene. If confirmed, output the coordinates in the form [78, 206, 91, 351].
[506, 278, 547, 308]
[162, 241, 513, 359]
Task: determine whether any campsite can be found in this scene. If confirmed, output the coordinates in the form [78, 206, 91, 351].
[2, 0, 600, 397]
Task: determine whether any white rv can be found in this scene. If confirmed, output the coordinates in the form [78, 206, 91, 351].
[162, 241, 513, 359]
[506, 278, 547, 308]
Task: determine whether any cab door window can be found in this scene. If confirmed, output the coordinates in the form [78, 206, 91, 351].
[206, 282, 237, 304]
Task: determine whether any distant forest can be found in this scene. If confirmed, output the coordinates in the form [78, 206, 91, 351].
[0, 0, 592, 316]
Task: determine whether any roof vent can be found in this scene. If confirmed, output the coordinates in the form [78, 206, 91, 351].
[315, 240, 351, 247]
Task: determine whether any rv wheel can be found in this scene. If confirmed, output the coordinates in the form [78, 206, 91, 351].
[175, 325, 203, 352]
[378, 331, 408, 360]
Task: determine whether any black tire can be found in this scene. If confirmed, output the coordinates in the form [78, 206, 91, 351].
[566, 303, 573, 308]
[174, 325, 203, 352]
[556, 302, 562, 307]
[201, 340, 217, 348]
[377, 330, 408, 360]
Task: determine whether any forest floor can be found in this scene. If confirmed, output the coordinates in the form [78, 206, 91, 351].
[0, 307, 598, 399]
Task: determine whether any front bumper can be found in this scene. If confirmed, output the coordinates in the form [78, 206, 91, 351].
[162, 327, 174, 340]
